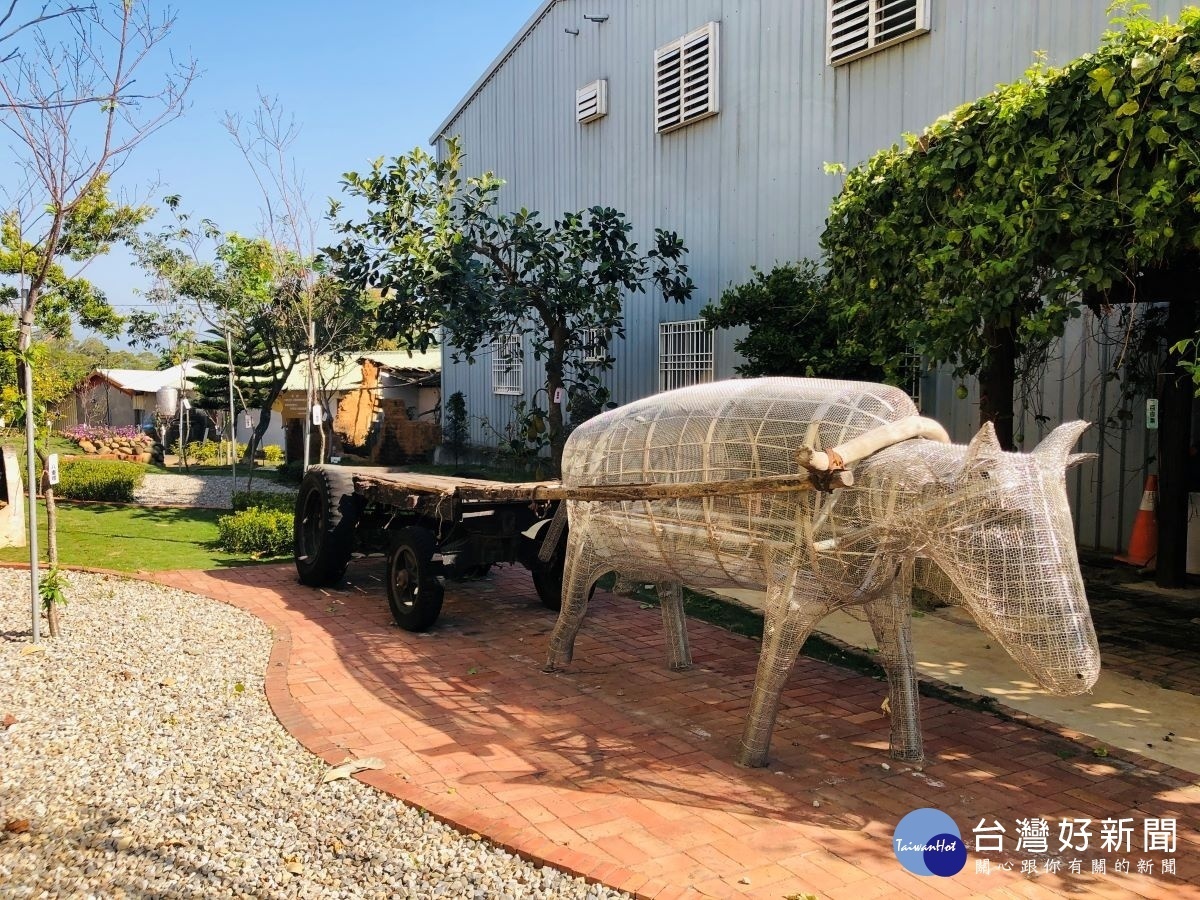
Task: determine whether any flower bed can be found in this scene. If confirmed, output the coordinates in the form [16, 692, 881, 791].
[61, 425, 154, 461]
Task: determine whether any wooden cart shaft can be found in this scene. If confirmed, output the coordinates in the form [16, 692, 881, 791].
[352, 468, 851, 517]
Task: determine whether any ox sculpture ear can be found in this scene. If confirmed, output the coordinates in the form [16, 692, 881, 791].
[961, 420, 1003, 471]
[1066, 452, 1098, 470]
[1033, 421, 1091, 470]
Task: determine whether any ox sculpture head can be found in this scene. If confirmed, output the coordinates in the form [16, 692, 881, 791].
[919, 421, 1101, 695]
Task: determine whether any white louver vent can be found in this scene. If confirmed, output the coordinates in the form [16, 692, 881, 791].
[655, 22, 719, 134]
[576, 79, 608, 124]
[828, 0, 928, 66]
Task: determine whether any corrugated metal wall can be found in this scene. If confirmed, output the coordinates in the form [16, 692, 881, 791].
[434, 0, 1188, 550]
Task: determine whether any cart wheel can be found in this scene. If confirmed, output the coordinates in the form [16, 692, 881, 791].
[532, 565, 564, 611]
[531, 553, 595, 612]
[387, 527, 445, 632]
[295, 466, 362, 586]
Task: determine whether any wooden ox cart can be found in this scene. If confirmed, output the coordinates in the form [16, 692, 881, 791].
[292, 462, 852, 632]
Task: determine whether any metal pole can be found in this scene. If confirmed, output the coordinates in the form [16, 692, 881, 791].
[177, 366, 185, 470]
[303, 318, 315, 471]
[226, 326, 237, 490]
[23, 359, 39, 644]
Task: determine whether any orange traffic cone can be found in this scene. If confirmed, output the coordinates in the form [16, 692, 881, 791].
[1115, 475, 1158, 567]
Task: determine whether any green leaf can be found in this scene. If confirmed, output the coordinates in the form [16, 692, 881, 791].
[1115, 100, 1141, 116]
[1130, 53, 1160, 79]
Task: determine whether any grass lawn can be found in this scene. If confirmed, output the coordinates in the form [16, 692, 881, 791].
[0, 500, 288, 572]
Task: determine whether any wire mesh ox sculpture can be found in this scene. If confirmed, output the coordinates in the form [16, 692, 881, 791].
[544, 378, 1101, 768]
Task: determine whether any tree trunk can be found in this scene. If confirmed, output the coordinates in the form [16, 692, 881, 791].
[35, 448, 60, 638]
[546, 326, 568, 474]
[978, 323, 1017, 450]
[1156, 287, 1194, 588]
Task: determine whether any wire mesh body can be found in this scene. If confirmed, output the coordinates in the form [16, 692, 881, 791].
[545, 378, 1101, 768]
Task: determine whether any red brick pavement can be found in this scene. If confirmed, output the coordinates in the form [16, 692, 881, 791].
[147, 561, 1200, 899]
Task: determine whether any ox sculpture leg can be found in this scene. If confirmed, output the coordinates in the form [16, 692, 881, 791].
[655, 582, 692, 672]
[864, 563, 924, 765]
[737, 572, 831, 768]
[544, 536, 693, 673]
[612, 577, 691, 671]
[544, 530, 603, 670]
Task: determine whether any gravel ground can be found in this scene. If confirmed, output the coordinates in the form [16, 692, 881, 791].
[0, 570, 629, 899]
[135, 474, 297, 509]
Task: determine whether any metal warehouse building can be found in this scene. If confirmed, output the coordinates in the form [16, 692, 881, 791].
[432, 0, 1192, 552]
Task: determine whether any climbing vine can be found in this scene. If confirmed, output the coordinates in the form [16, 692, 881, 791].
[821, 4, 1200, 584]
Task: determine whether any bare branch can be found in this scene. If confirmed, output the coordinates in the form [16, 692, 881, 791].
[0, 0, 195, 350]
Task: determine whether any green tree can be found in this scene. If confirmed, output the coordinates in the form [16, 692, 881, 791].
[820, 6, 1200, 587]
[701, 260, 904, 380]
[0, 0, 194, 639]
[190, 326, 275, 420]
[327, 139, 695, 470]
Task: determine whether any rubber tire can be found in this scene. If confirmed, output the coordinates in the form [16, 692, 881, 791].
[386, 527, 445, 632]
[531, 552, 595, 612]
[294, 466, 362, 586]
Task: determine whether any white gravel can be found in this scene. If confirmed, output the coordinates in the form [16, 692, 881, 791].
[0, 570, 628, 899]
[134, 474, 297, 509]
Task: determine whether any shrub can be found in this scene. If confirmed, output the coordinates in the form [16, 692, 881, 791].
[443, 391, 468, 465]
[261, 444, 284, 465]
[231, 490, 295, 513]
[56, 460, 145, 502]
[172, 440, 248, 465]
[216, 507, 293, 556]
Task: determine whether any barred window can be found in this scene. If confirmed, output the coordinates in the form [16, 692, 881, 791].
[492, 334, 523, 395]
[659, 320, 714, 392]
[581, 326, 609, 363]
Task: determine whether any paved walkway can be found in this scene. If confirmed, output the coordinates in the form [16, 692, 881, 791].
[150, 562, 1200, 899]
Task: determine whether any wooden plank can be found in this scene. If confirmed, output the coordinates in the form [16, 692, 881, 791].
[353, 469, 851, 510]
[352, 473, 561, 504]
[539, 470, 851, 502]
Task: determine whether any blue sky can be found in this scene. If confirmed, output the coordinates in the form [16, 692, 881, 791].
[80, 1, 540, 329]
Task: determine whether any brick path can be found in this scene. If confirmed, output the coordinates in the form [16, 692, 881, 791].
[150, 562, 1200, 899]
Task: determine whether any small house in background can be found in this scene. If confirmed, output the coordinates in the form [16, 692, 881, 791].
[334, 350, 441, 464]
[67, 362, 206, 433]
[255, 348, 442, 465]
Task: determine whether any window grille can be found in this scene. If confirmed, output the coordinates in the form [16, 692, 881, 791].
[581, 326, 608, 363]
[576, 79, 608, 124]
[900, 346, 924, 410]
[828, 0, 929, 65]
[655, 22, 719, 134]
[659, 320, 714, 392]
[492, 334, 523, 395]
